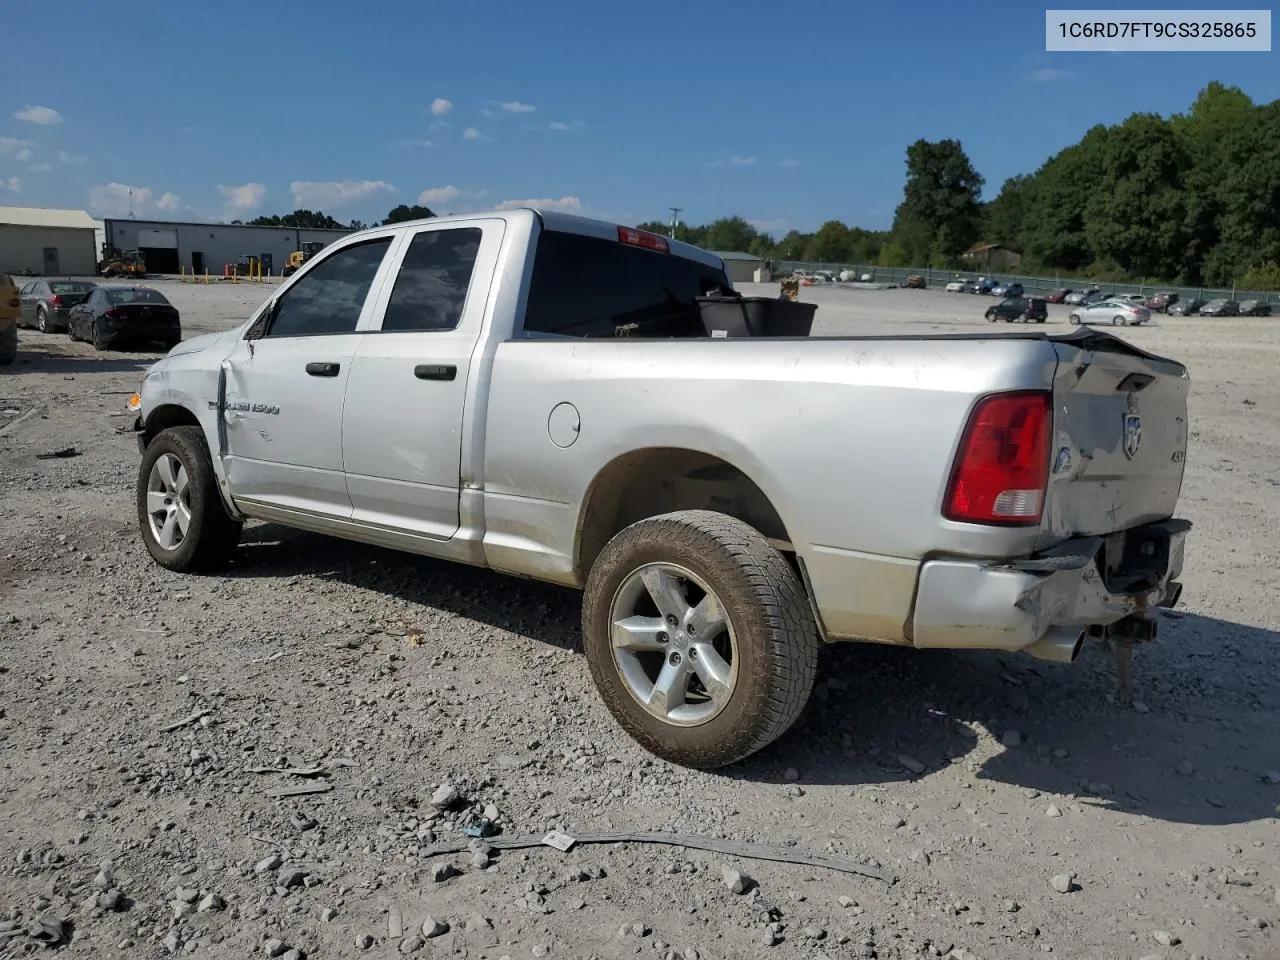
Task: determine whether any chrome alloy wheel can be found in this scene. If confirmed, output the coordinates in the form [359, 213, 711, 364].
[145, 452, 191, 551]
[608, 562, 738, 727]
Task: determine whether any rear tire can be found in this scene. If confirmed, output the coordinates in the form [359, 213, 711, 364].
[91, 322, 109, 351]
[1112, 315, 1124, 326]
[137, 426, 242, 573]
[581, 510, 819, 769]
[36, 308, 50, 333]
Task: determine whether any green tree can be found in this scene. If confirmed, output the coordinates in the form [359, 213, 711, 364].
[982, 175, 1032, 250]
[700, 216, 761, 253]
[248, 209, 345, 229]
[804, 220, 853, 263]
[892, 139, 984, 264]
[382, 204, 437, 225]
[1082, 113, 1192, 280]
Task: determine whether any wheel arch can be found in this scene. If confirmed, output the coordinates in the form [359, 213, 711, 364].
[574, 447, 793, 583]
[140, 403, 201, 446]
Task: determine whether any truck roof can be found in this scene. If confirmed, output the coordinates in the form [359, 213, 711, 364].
[345, 207, 726, 273]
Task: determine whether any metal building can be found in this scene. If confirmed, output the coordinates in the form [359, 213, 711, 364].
[0, 206, 101, 276]
[102, 218, 354, 277]
[713, 250, 766, 284]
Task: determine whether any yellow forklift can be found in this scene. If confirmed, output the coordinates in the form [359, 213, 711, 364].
[281, 241, 326, 277]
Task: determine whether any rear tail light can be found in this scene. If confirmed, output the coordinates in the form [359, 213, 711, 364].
[49, 294, 63, 307]
[944, 391, 1052, 526]
[104, 308, 122, 319]
[617, 226, 669, 253]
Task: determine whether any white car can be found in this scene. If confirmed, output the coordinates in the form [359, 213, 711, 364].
[945, 279, 968, 293]
[1068, 299, 1152, 327]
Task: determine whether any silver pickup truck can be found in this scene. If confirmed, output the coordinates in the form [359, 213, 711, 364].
[129, 209, 1191, 769]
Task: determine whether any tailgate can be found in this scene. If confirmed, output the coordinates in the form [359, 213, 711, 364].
[1045, 330, 1189, 539]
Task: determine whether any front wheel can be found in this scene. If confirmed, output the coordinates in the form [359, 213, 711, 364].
[137, 426, 242, 572]
[1068, 313, 1081, 325]
[581, 510, 819, 769]
[36, 309, 50, 333]
[1112, 315, 1124, 326]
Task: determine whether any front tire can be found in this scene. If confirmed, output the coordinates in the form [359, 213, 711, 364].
[36, 308, 50, 333]
[1112, 315, 1124, 326]
[581, 510, 819, 769]
[1068, 313, 1081, 325]
[137, 426, 242, 573]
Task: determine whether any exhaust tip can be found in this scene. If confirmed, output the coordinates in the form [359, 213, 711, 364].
[1023, 627, 1086, 664]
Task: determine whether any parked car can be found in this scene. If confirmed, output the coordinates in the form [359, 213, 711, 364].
[1119, 294, 1148, 306]
[1168, 297, 1204, 316]
[813, 270, 836, 284]
[991, 282, 1025, 298]
[0, 273, 19, 365]
[1237, 299, 1273, 317]
[1145, 292, 1179, 313]
[124, 208, 1193, 769]
[902, 275, 926, 289]
[1067, 299, 1152, 327]
[1199, 299, 1239, 317]
[976, 277, 997, 294]
[1063, 289, 1097, 305]
[1045, 287, 1073, 304]
[17, 279, 97, 333]
[985, 296, 1048, 323]
[67, 285, 182, 351]
[945, 278, 969, 293]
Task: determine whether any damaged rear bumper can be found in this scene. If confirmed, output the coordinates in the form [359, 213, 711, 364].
[911, 518, 1189, 659]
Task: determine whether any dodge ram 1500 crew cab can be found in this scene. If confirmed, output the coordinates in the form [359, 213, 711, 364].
[129, 208, 1192, 769]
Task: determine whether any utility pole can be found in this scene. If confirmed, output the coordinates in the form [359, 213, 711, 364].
[668, 207, 682, 239]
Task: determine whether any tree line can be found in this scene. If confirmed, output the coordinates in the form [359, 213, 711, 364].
[642, 83, 1280, 289]
[229, 204, 438, 230]
[226, 85, 1280, 290]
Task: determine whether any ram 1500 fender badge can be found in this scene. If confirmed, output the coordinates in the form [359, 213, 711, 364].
[224, 400, 280, 415]
[1123, 414, 1142, 459]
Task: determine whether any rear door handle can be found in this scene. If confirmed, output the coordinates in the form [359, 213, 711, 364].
[414, 364, 457, 381]
[305, 362, 341, 377]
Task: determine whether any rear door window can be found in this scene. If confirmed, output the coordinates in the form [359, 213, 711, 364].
[380, 228, 482, 333]
[522, 230, 730, 338]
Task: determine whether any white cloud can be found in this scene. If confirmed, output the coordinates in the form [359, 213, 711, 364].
[395, 138, 435, 148]
[0, 137, 35, 157]
[495, 196, 582, 214]
[479, 108, 496, 119]
[2, 176, 22, 193]
[28, 163, 52, 173]
[499, 100, 537, 114]
[218, 182, 267, 217]
[779, 159, 800, 168]
[1028, 67, 1070, 82]
[58, 150, 86, 164]
[417, 185, 464, 206]
[290, 179, 396, 208]
[548, 120, 586, 131]
[429, 97, 453, 116]
[14, 105, 62, 125]
[462, 126, 485, 141]
[730, 156, 756, 166]
[88, 182, 183, 217]
[14, 147, 34, 162]
[427, 120, 448, 132]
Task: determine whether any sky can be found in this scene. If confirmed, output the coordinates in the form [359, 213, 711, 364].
[1, 0, 1276, 237]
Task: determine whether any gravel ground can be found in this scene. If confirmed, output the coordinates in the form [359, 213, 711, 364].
[1, 277, 1277, 960]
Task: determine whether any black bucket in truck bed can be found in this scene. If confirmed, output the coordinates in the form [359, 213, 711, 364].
[695, 295, 818, 338]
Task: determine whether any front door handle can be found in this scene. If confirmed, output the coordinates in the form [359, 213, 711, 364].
[305, 362, 341, 377]
[414, 364, 457, 381]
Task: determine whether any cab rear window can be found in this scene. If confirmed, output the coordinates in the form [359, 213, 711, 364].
[522, 230, 730, 338]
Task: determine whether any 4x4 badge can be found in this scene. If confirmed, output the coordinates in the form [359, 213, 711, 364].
[1123, 414, 1142, 459]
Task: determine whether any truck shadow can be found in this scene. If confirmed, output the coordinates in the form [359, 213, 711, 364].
[1, 347, 158, 375]
[229, 526, 1276, 828]
[742, 612, 1280, 828]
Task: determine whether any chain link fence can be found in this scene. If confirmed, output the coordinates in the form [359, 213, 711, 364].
[773, 261, 1280, 307]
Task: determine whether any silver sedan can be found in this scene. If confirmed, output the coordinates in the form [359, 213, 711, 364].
[1067, 299, 1152, 327]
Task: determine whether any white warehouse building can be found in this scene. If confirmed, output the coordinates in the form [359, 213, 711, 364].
[0, 206, 102, 276]
[103, 218, 354, 277]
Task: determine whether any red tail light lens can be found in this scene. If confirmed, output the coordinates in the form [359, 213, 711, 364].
[944, 391, 1052, 526]
[104, 308, 121, 319]
[49, 294, 63, 307]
